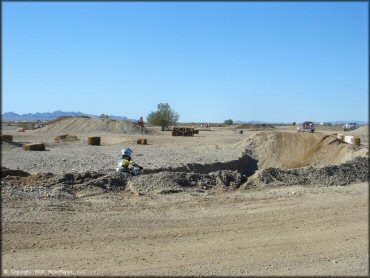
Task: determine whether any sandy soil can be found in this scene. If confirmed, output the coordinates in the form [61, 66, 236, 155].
[2, 183, 368, 276]
[1, 119, 369, 276]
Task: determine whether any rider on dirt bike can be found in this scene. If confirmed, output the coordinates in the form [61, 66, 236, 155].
[116, 147, 143, 176]
[137, 117, 144, 128]
[133, 117, 144, 133]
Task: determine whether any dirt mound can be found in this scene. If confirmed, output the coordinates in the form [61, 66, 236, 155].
[127, 170, 245, 195]
[2, 154, 368, 197]
[37, 117, 152, 135]
[1, 170, 246, 198]
[1, 171, 128, 200]
[245, 156, 368, 188]
[46, 115, 90, 125]
[236, 124, 275, 130]
[238, 132, 367, 170]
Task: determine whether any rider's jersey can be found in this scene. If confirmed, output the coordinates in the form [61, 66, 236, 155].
[117, 158, 141, 171]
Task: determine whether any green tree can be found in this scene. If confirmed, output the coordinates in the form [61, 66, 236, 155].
[147, 103, 180, 131]
[224, 119, 234, 125]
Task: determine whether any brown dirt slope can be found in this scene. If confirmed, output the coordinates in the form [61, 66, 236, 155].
[46, 115, 90, 125]
[239, 131, 368, 169]
[37, 117, 150, 135]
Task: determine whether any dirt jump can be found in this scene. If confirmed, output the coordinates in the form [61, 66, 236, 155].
[38, 116, 152, 135]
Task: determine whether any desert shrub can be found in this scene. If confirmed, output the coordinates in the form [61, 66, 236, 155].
[224, 119, 234, 125]
[19, 122, 33, 130]
[147, 103, 180, 131]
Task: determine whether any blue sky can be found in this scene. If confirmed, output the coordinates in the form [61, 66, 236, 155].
[3, 2, 368, 122]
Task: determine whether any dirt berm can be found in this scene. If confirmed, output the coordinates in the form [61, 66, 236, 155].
[110, 132, 368, 193]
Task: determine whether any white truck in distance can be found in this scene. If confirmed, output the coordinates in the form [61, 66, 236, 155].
[343, 122, 357, 131]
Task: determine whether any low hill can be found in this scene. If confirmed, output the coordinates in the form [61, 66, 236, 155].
[36, 116, 152, 135]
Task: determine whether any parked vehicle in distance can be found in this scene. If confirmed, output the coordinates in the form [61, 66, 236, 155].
[297, 121, 315, 133]
[343, 122, 357, 131]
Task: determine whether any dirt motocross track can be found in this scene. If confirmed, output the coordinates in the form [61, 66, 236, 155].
[1, 119, 369, 276]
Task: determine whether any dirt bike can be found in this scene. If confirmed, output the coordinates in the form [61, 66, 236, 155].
[132, 121, 144, 133]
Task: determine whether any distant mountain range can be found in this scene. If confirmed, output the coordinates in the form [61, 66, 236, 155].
[2, 110, 132, 122]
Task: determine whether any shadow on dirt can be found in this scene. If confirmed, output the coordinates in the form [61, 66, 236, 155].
[143, 154, 259, 177]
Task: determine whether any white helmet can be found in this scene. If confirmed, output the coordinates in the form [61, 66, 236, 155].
[121, 147, 133, 156]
